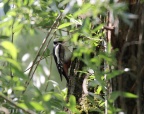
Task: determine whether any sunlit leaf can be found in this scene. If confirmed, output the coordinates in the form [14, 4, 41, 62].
[69, 95, 76, 105]
[51, 92, 64, 101]
[58, 22, 72, 29]
[30, 101, 44, 111]
[96, 86, 102, 94]
[72, 33, 79, 44]
[14, 86, 25, 91]
[43, 94, 51, 101]
[73, 4, 92, 17]
[18, 103, 28, 109]
[122, 92, 138, 98]
[69, 95, 76, 112]
[13, 23, 24, 33]
[5, 58, 21, 70]
[12, 77, 19, 81]
[110, 91, 138, 103]
[7, 10, 17, 16]
[1, 41, 18, 60]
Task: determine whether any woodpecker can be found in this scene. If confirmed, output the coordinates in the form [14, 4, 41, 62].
[53, 39, 72, 84]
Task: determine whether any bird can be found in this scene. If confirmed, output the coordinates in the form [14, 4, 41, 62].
[53, 39, 72, 84]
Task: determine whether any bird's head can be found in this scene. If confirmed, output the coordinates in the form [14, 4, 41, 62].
[53, 38, 64, 46]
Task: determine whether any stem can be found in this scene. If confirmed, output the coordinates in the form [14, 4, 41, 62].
[24, 55, 51, 72]
[105, 11, 113, 114]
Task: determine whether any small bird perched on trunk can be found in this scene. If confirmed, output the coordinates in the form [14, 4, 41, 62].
[53, 39, 72, 84]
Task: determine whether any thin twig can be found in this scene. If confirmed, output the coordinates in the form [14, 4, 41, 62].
[23, 14, 62, 94]
[10, 2, 15, 77]
[28, 34, 54, 91]
[0, 94, 35, 114]
[24, 54, 51, 72]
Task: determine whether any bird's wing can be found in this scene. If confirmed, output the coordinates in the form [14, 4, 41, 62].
[64, 46, 73, 62]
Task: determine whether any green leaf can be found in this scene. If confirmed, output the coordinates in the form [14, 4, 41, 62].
[14, 86, 25, 91]
[69, 95, 76, 112]
[110, 91, 121, 102]
[122, 92, 138, 98]
[51, 92, 64, 101]
[69, 95, 76, 106]
[106, 70, 123, 80]
[30, 101, 44, 111]
[4, 1, 10, 14]
[58, 22, 72, 29]
[5, 58, 21, 70]
[43, 94, 51, 101]
[13, 23, 24, 33]
[29, 0, 34, 5]
[0, 35, 9, 39]
[96, 86, 102, 94]
[71, 33, 79, 44]
[1, 41, 18, 60]
[7, 10, 17, 16]
[43, 48, 50, 57]
[110, 91, 137, 103]
[18, 103, 28, 109]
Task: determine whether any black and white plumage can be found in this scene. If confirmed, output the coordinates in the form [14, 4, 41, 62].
[53, 39, 72, 84]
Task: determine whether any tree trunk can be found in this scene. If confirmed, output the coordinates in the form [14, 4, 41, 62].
[111, 3, 144, 114]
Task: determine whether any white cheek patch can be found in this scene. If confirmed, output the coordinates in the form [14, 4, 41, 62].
[55, 45, 60, 64]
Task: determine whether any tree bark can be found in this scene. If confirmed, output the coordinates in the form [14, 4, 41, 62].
[111, 3, 144, 114]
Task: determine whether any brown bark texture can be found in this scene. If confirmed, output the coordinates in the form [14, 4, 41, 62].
[111, 3, 144, 114]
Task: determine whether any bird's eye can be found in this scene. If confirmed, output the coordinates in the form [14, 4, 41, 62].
[53, 41, 57, 44]
[53, 40, 63, 45]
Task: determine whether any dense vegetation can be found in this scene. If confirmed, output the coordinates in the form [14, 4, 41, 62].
[0, 0, 143, 114]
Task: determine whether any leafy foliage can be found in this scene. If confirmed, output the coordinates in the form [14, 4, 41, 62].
[0, 0, 137, 114]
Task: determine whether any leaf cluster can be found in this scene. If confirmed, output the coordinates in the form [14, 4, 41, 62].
[0, 0, 137, 114]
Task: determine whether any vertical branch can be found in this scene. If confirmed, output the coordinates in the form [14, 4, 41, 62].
[10, 0, 15, 78]
[137, 9, 144, 114]
[11, 25, 14, 43]
[104, 40, 108, 114]
[11, 0, 15, 43]
[104, 11, 113, 114]
[9, 31, 14, 77]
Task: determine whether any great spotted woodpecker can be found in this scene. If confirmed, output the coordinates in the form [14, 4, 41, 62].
[53, 39, 72, 84]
